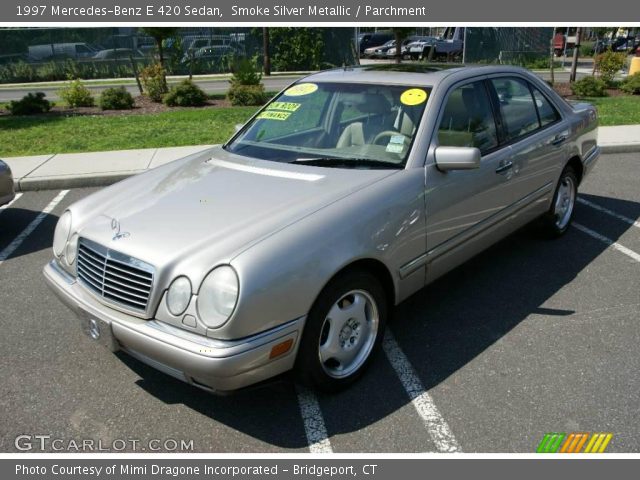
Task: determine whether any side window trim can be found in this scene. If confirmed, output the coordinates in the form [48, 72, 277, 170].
[525, 81, 543, 128]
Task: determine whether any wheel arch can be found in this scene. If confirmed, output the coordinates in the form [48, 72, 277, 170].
[323, 258, 397, 311]
[566, 155, 584, 185]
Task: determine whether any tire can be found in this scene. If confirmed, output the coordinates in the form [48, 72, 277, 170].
[539, 165, 578, 237]
[295, 269, 387, 392]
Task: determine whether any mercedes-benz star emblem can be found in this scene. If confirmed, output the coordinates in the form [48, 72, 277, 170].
[111, 218, 130, 241]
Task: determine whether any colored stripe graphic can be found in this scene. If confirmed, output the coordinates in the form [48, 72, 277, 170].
[539, 433, 613, 453]
[536, 433, 565, 453]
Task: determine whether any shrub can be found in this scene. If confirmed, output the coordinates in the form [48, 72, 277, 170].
[229, 56, 262, 86]
[571, 76, 608, 97]
[227, 84, 268, 106]
[163, 80, 207, 107]
[59, 78, 94, 107]
[6, 92, 52, 115]
[99, 87, 135, 110]
[595, 51, 627, 84]
[579, 41, 594, 57]
[140, 63, 167, 102]
[620, 72, 640, 95]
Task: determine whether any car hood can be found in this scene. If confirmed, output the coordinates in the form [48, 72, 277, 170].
[75, 146, 397, 273]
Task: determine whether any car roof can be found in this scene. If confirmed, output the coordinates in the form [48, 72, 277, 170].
[303, 64, 534, 88]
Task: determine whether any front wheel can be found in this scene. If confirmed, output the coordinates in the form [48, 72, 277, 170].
[539, 165, 578, 237]
[295, 270, 387, 392]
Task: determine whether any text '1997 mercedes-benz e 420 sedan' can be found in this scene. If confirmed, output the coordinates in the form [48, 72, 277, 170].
[44, 65, 600, 393]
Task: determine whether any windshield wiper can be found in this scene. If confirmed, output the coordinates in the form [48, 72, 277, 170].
[290, 157, 403, 170]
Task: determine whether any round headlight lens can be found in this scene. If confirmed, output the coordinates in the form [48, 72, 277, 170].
[65, 233, 79, 265]
[166, 276, 192, 316]
[197, 266, 239, 328]
[53, 211, 72, 257]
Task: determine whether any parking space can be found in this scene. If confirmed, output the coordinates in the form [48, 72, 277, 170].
[0, 152, 638, 453]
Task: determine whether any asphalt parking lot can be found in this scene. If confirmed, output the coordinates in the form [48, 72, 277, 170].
[0, 152, 638, 453]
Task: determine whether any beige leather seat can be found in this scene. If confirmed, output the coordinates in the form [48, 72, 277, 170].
[336, 94, 393, 148]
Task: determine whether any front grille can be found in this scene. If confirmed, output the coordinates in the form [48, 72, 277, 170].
[76, 238, 154, 313]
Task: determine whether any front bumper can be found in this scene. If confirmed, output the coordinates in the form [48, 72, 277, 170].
[43, 260, 303, 393]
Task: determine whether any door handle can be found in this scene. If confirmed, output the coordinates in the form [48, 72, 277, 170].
[551, 134, 567, 146]
[495, 161, 513, 174]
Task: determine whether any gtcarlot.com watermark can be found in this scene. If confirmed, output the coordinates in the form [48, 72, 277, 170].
[15, 434, 194, 452]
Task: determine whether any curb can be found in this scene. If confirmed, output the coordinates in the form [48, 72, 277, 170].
[12, 143, 639, 193]
[16, 173, 136, 193]
[599, 144, 640, 154]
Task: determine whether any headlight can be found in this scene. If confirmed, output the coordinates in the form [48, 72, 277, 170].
[166, 276, 192, 316]
[197, 266, 239, 328]
[53, 211, 72, 257]
[65, 233, 79, 265]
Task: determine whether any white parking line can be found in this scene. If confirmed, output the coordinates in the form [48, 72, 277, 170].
[573, 222, 640, 263]
[0, 193, 23, 213]
[577, 197, 640, 229]
[296, 385, 333, 453]
[383, 331, 461, 452]
[0, 190, 69, 266]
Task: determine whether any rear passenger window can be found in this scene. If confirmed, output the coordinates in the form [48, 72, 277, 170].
[531, 87, 560, 127]
[490, 77, 539, 141]
[437, 81, 498, 154]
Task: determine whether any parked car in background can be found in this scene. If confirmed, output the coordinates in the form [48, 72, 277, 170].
[93, 48, 145, 60]
[363, 39, 395, 58]
[0, 160, 15, 209]
[358, 31, 394, 55]
[45, 65, 599, 394]
[385, 36, 433, 59]
[407, 27, 465, 60]
[182, 45, 236, 63]
[28, 43, 97, 61]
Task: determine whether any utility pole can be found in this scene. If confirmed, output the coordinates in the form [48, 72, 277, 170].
[570, 27, 582, 83]
[263, 27, 271, 76]
[549, 27, 556, 86]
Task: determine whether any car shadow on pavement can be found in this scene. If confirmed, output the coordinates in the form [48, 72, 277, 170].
[0, 208, 58, 258]
[120, 193, 638, 450]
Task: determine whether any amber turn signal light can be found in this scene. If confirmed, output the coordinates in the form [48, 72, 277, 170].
[269, 339, 294, 359]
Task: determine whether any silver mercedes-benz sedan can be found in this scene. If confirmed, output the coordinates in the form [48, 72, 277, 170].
[0, 159, 16, 208]
[44, 65, 599, 393]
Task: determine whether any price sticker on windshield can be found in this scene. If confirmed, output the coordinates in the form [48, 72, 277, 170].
[267, 102, 302, 112]
[257, 111, 291, 121]
[400, 88, 428, 106]
[284, 83, 318, 96]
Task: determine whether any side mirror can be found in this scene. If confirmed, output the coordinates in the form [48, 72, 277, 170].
[434, 146, 481, 171]
[234, 124, 243, 132]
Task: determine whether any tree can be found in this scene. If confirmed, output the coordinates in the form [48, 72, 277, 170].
[140, 27, 179, 69]
[392, 28, 414, 64]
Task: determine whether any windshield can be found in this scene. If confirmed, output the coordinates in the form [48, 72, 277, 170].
[225, 81, 431, 169]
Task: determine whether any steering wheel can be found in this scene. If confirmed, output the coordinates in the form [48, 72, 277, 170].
[373, 130, 408, 146]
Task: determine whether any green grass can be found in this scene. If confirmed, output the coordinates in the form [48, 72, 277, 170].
[0, 107, 257, 157]
[0, 94, 639, 158]
[582, 95, 640, 126]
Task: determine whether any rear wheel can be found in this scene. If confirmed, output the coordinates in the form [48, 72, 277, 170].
[295, 270, 387, 392]
[539, 165, 578, 237]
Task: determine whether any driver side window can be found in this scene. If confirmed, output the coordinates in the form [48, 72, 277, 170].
[437, 81, 498, 154]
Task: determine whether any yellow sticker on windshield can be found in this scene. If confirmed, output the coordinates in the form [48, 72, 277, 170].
[400, 88, 428, 106]
[257, 111, 291, 121]
[284, 83, 318, 96]
[267, 101, 301, 112]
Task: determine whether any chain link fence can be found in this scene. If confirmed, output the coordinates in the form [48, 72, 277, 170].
[0, 27, 557, 84]
[0, 27, 357, 84]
